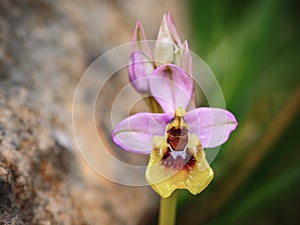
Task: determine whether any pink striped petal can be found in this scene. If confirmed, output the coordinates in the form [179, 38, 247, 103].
[128, 50, 154, 93]
[131, 20, 152, 57]
[112, 112, 172, 154]
[182, 41, 193, 77]
[185, 108, 238, 148]
[166, 11, 182, 47]
[182, 41, 196, 106]
[149, 64, 193, 113]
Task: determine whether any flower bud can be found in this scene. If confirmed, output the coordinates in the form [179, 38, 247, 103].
[131, 20, 152, 57]
[166, 11, 182, 47]
[128, 50, 154, 93]
[154, 12, 183, 66]
[154, 14, 174, 66]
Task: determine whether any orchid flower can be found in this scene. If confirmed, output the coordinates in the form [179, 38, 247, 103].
[112, 64, 238, 198]
[113, 12, 238, 199]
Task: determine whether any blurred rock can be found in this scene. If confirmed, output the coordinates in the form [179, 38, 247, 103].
[0, 0, 185, 224]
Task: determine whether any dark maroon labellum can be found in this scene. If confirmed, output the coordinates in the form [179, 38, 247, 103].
[167, 127, 188, 151]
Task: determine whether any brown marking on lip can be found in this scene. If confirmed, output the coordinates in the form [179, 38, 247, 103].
[161, 147, 196, 171]
[167, 127, 188, 151]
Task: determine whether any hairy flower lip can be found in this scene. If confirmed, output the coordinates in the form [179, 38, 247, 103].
[146, 132, 214, 198]
[161, 147, 196, 171]
[169, 149, 187, 160]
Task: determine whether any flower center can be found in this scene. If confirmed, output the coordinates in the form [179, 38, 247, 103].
[160, 107, 196, 170]
[166, 107, 189, 151]
[167, 127, 188, 151]
[162, 147, 196, 171]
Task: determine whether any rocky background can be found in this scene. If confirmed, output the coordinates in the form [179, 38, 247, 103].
[0, 0, 186, 224]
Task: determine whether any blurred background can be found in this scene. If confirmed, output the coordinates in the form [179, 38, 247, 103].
[0, 0, 299, 224]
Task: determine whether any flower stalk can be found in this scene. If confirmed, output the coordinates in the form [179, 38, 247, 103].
[159, 191, 178, 225]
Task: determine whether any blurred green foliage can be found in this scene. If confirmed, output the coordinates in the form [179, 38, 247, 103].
[178, 0, 300, 224]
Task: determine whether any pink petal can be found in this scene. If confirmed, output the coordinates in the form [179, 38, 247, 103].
[149, 64, 193, 113]
[131, 20, 152, 57]
[182, 41, 193, 77]
[166, 12, 182, 47]
[112, 112, 172, 154]
[185, 108, 238, 148]
[128, 50, 154, 93]
[182, 41, 197, 106]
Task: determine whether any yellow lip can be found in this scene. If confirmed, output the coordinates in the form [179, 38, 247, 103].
[145, 107, 214, 198]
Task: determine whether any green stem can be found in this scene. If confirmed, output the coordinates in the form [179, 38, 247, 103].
[158, 191, 178, 225]
[144, 95, 163, 113]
